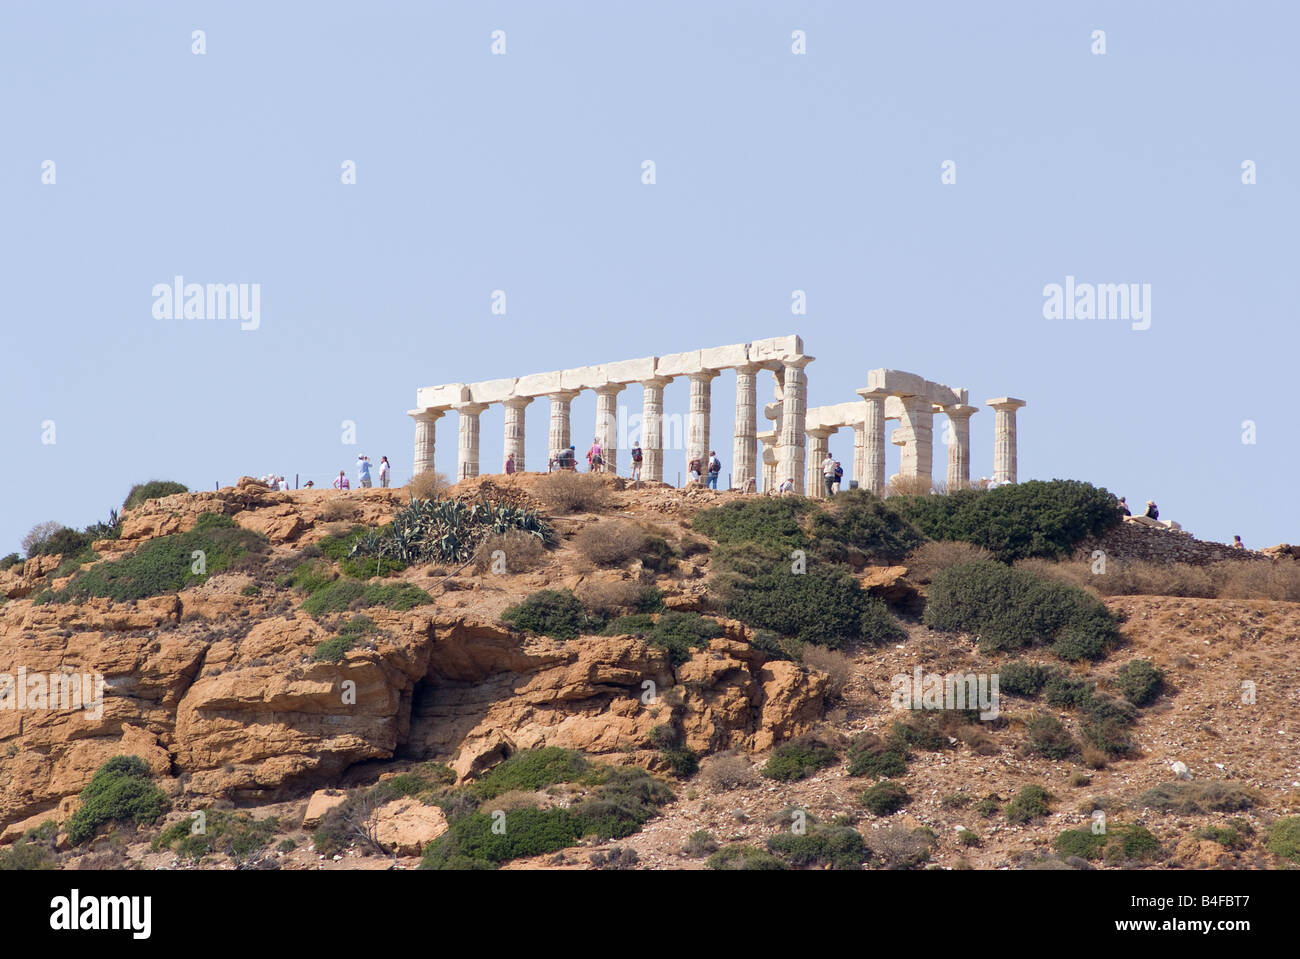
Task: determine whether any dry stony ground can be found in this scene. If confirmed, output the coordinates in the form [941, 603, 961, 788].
[16, 477, 1300, 871]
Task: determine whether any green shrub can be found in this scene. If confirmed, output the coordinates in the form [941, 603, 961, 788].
[662, 748, 699, 778]
[999, 661, 1052, 696]
[924, 560, 1118, 661]
[501, 589, 596, 640]
[317, 526, 408, 578]
[847, 733, 908, 778]
[467, 747, 595, 800]
[49, 514, 267, 603]
[684, 830, 718, 857]
[692, 498, 812, 551]
[1107, 824, 1161, 862]
[645, 612, 723, 666]
[724, 567, 905, 649]
[1054, 827, 1108, 860]
[25, 526, 94, 558]
[891, 479, 1121, 562]
[123, 480, 189, 511]
[975, 795, 1001, 818]
[0, 553, 21, 572]
[862, 781, 911, 816]
[153, 810, 279, 862]
[1196, 823, 1251, 850]
[300, 579, 431, 618]
[1045, 674, 1095, 709]
[762, 740, 837, 782]
[705, 844, 787, 870]
[312, 615, 379, 661]
[64, 756, 169, 845]
[1026, 715, 1077, 760]
[767, 824, 867, 869]
[1116, 659, 1165, 706]
[806, 491, 925, 564]
[1267, 817, 1300, 864]
[1005, 785, 1052, 824]
[0, 837, 56, 870]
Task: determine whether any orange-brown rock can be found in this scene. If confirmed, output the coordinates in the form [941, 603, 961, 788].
[368, 797, 448, 856]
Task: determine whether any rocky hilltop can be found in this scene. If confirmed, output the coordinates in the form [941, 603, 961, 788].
[1, 475, 1297, 871]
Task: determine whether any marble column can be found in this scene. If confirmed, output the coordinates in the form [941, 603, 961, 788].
[855, 388, 889, 496]
[454, 402, 489, 480]
[686, 370, 719, 472]
[988, 397, 1027, 484]
[410, 408, 445, 477]
[732, 363, 762, 493]
[758, 432, 777, 492]
[898, 395, 934, 482]
[851, 420, 866, 492]
[639, 377, 672, 483]
[943, 404, 978, 490]
[776, 356, 812, 495]
[593, 384, 624, 474]
[806, 428, 834, 499]
[547, 390, 580, 464]
[502, 397, 532, 472]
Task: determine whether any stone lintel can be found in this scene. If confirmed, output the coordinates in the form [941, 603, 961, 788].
[700, 343, 749, 370]
[515, 371, 563, 397]
[416, 383, 469, 408]
[806, 401, 867, 431]
[655, 349, 703, 378]
[466, 377, 519, 405]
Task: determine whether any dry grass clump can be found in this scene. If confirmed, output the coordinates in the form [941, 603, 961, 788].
[408, 470, 451, 501]
[574, 579, 648, 618]
[471, 530, 548, 574]
[801, 645, 851, 702]
[886, 476, 936, 497]
[905, 541, 993, 583]
[535, 472, 612, 514]
[571, 520, 647, 568]
[317, 498, 361, 523]
[1138, 781, 1258, 814]
[700, 751, 759, 791]
[1016, 556, 1300, 602]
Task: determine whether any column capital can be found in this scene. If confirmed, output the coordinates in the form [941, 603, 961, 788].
[453, 401, 489, 416]
[408, 407, 447, 422]
[783, 354, 815, 370]
[987, 397, 1027, 411]
[734, 361, 765, 375]
[593, 383, 626, 397]
[639, 375, 674, 389]
[502, 396, 534, 410]
[806, 426, 837, 439]
[856, 388, 890, 403]
[546, 389, 582, 403]
[687, 368, 721, 383]
[942, 404, 979, 420]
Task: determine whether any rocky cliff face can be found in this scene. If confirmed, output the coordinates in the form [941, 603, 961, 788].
[0, 481, 826, 835]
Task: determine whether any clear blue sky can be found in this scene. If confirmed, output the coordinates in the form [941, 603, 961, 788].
[2, 0, 1296, 554]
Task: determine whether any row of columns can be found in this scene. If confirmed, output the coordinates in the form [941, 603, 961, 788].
[413, 375, 1020, 496]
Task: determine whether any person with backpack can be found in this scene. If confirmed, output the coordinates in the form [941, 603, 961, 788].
[822, 453, 836, 497]
[587, 439, 604, 473]
[630, 444, 643, 481]
[706, 451, 721, 490]
[833, 460, 844, 495]
[562, 446, 577, 470]
[687, 453, 703, 485]
[1145, 500, 1159, 520]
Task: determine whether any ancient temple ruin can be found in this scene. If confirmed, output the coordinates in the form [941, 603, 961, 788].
[408, 334, 1024, 495]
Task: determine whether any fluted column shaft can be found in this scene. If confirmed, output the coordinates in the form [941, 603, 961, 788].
[944, 405, 977, 490]
[594, 385, 624, 474]
[806, 428, 833, 499]
[455, 403, 489, 480]
[732, 363, 761, 493]
[503, 397, 532, 472]
[988, 398, 1026, 484]
[411, 409, 445, 477]
[547, 391, 580, 462]
[640, 377, 672, 483]
[776, 357, 812, 495]
[687, 371, 719, 470]
[898, 395, 934, 481]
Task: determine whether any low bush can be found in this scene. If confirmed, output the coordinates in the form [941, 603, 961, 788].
[1116, 659, 1165, 706]
[312, 615, 378, 661]
[691, 498, 811, 551]
[1266, 817, 1300, 864]
[571, 521, 647, 568]
[466, 747, 596, 800]
[576, 580, 664, 618]
[862, 781, 911, 816]
[924, 560, 1119, 661]
[1026, 715, 1077, 760]
[1005, 785, 1052, 824]
[801, 645, 851, 700]
[806, 491, 925, 565]
[501, 589, 596, 640]
[535, 473, 611, 514]
[904, 541, 993, 584]
[1138, 782, 1257, 814]
[1197, 821, 1253, 850]
[408, 470, 451, 501]
[998, 660, 1052, 697]
[891, 479, 1122, 562]
[847, 733, 908, 778]
[1053, 827, 1108, 860]
[153, 810, 280, 862]
[122, 480, 189, 511]
[472, 530, 548, 574]
[600, 611, 722, 665]
[865, 824, 932, 869]
[705, 844, 787, 870]
[299, 578, 431, 617]
[767, 824, 867, 869]
[0, 553, 22, 572]
[1105, 824, 1162, 863]
[723, 567, 905, 649]
[48, 514, 267, 603]
[65, 756, 169, 845]
[24, 525, 94, 559]
[684, 830, 719, 857]
[762, 739, 837, 782]
[699, 751, 758, 791]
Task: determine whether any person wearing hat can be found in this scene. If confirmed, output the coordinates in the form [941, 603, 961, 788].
[1117, 496, 1131, 516]
[1144, 500, 1159, 520]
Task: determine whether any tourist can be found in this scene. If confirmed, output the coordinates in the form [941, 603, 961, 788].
[778, 477, 795, 495]
[587, 439, 604, 473]
[1233, 535, 1245, 549]
[833, 460, 844, 494]
[706, 451, 721, 490]
[303, 480, 315, 489]
[505, 452, 516, 475]
[1118, 496, 1131, 516]
[687, 453, 702, 485]
[1144, 500, 1159, 520]
[630, 444, 643, 481]
[378, 456, 391, 488]
[276, 475, 288, 491]
[822, 452, 836, 497]
[357, 454, 373, 488]
[333, 470, 350, 491]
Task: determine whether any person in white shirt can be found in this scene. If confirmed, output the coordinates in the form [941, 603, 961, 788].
[822, 454, 836, 497]
[378, 456, 391, 488]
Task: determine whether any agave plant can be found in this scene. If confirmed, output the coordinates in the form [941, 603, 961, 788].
[349, 495, 555, 566]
